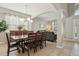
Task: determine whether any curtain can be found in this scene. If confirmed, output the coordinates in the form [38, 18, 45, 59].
[4, 14, 29, 31]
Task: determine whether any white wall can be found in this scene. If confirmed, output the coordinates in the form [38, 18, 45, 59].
[32, 17, 48, 32]
[64, 17, 73, 39]
[64, 16, 79, 40]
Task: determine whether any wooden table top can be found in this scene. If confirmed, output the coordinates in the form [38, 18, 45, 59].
[11, 35, 28, 40]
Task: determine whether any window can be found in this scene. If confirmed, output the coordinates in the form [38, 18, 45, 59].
[73, 20, 79, 39]
[4, 14, 29, 31]
[52, 20, 57, 34]
[74, 4, 79, 16]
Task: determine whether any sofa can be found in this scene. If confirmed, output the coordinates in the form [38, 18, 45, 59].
[37, 30, 57, 42]
[46, 32, 57, 42]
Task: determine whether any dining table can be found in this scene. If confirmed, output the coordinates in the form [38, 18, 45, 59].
[10, 35, 28, 53]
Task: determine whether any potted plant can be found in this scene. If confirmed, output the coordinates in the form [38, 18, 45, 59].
[0, 20, 8, 32]
[0, 20, 8, 44]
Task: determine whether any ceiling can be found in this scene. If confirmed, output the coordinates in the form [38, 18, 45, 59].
[0, 3, 27, 13]
[36, 11, 57, 21]
[25, 3, 57, 18]
[0, 3, 68, 21]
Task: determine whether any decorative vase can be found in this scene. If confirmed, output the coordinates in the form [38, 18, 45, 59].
[18, 25, 23, 31]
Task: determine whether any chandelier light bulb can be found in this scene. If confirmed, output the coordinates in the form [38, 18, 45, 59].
[27, 17, 31, 21]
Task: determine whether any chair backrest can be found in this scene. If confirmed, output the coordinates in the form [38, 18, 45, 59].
[6, 33, 10, 46]
[28, 33, 36, 39]
[10, 31, 23, 36]
[28, 33, 36, 42]
[36, 32, 42, 40]
[10, 31, 15, 36]
[22, 30, 28, 35]
[15, 31, 22, 36]
[42, 32, 47, 40]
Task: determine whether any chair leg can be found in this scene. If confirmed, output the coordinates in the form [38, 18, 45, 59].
[34, 48, 35, 53]
[33, 45, 35, 53]
[39, 44, 41, 49]
[41, 44, 43, 49]
[28, 48, 30, 56]
[22, 47, 25, 53]
[40, 41, 43, 49]
[22, 40, 25, 53]
[45, 41, 46, 47]
[36, 47, 37, 52]
[17, 45, 20, 53]
[7, 47, 10, 56]
[23, 44, 25, 53]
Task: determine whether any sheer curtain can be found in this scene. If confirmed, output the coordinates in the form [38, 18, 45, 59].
[5, 14, 19, 31]
[4, 14, 29, 31]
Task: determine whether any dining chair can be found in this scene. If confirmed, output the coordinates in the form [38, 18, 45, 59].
[15, 31, 22, 36]
[24, 33, 36, 56]
[10, 31, 15, 36]
[22, 30, 28, 35]
[35, 32, 43, 49]
[6, 33, 20, 56]
[41, 32, 47, 47]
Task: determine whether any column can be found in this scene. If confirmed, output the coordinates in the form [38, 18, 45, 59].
[56, 11, 64, 48]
